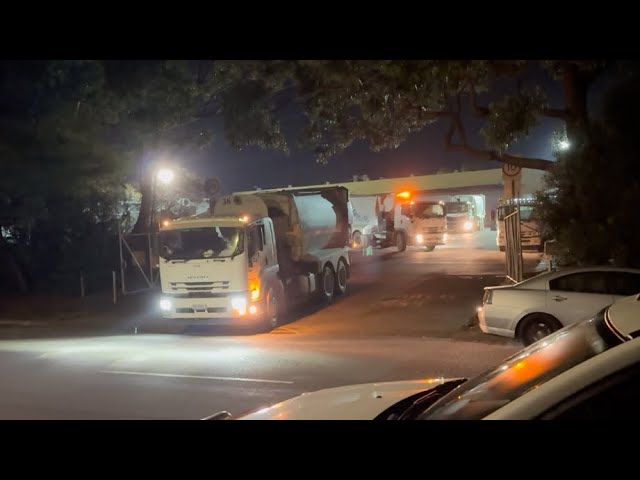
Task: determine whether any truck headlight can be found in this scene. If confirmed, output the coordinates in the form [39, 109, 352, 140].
[416, 234, 424, 243]
[463, 221, 473, 231]
[159, 298, 172, 312]
[231, 296, 247, 316]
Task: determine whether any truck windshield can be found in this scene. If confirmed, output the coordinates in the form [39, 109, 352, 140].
[445, 202, 468, 214]
[160, 227, 244, 260]
[519, 205, 535, 222]
[414, 202, 445, 219]
[497, 204, 535, 221]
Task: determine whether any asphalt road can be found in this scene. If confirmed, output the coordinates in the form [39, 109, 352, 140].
[0, 230, 543, 419]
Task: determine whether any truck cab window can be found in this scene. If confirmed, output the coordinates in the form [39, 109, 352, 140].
[400, 204, 414, 217]
[247, 226, 264, 260]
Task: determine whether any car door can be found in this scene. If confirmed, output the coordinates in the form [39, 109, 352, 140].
[546, 271, 616, 326]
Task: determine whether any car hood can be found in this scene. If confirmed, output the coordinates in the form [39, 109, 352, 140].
[235, 378, 462, 420]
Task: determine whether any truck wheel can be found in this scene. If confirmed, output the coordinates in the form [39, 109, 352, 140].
[424, 245, 435, 252]
[262, 287, 283, 332]
[319, 264, 335, 303]
[395, 233, 407, 253]
[335, 258, 348, 295]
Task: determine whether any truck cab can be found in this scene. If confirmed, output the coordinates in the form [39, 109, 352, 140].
[444, 195, 485, 233]
[158, 213, 279, 327]
[374, 191, 447, 252]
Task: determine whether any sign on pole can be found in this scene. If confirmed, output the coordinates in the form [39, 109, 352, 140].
[502, 163, 522, 199]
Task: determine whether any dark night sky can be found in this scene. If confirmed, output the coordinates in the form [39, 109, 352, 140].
[182, 63, 612, 194]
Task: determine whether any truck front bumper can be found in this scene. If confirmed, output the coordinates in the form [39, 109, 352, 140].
[159, 294, 264, 324]
[411, 233, 446, 246]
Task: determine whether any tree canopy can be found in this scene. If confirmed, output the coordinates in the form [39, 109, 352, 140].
[208, 60, 611, 171]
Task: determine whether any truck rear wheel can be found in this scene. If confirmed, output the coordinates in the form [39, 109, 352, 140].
[335, 258, 348, 295]
[424, 245, 435, 252]
[319, 264, 335, 303]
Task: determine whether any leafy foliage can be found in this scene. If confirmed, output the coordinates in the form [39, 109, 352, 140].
[209, 60, 606, 171]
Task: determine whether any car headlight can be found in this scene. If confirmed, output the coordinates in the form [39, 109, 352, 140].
[231, 296, 247, 316]
[463, 221, 473, 231]
[159, 298, 172, 312]
[416, 234, 424, 243]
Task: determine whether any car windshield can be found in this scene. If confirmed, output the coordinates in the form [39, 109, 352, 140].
[416, 313, 624, 420]
[414, 202, 445, 219]
[160, 226, 244, 260]
[445, 202, 468, 214]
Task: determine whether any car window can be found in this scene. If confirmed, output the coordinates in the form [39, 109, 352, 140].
[539, 363, 640, 420]
[604, 272, 640, 296]
[549, 272, 609, 294]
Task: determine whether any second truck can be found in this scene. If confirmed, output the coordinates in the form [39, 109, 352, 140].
[373, 191, 447, 252]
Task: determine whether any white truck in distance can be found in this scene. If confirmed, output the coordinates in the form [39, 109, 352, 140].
[158, 187, 351, 331]
[496, 196, 542, 252]
[373, 191, 447, 252]
[349, 195, 380, 248]
[444, 194, 486, 233]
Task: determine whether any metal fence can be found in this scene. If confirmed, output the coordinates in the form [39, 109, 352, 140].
[504, 210, 524, 283]
[118, 227, 160, 295]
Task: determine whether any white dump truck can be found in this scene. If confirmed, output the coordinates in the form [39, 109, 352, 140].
[349, 194, 380, 248]
[158, 186, 351, 331]
[373, 190, 447, 252]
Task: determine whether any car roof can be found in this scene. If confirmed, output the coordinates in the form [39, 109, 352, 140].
[550, 265, 640, 274]
[522, 265, 640, 283]
[607, 294, 640, 337]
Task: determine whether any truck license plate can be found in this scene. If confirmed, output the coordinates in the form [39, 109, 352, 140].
[192, 304, 206, 311]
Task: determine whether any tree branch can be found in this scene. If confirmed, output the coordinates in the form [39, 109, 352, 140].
[468, 79, 490, 117]
[445, 113, 554, 171]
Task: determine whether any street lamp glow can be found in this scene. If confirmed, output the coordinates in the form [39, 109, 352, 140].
[157, 168, 175, 185]
[558, 139, 570, 150]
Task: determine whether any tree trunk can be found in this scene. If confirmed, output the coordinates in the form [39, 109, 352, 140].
[0, 232, 30, 293]
[562, 64, 591, 146]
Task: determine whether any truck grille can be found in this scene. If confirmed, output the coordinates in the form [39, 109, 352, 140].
[423, 227, 444, 233]
[169, 281, 230, 292]
[176, 307, 227, 314]
[169, 292, 228, 298]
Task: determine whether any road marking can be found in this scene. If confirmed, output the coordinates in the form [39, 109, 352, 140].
[100, 370, 294, 385]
